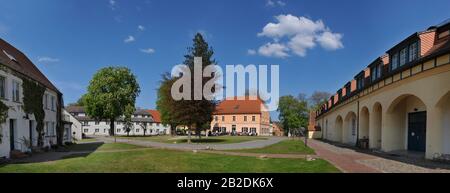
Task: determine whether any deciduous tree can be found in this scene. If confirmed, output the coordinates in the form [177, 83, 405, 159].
[84, 67, 140, 136]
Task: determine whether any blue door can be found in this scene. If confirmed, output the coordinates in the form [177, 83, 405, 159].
[408, 112, 426, 152]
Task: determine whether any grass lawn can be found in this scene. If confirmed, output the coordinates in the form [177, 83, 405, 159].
[0, 143, 338, 173]
[76, 138, 98, 143]
[227, 140, 315, 155]
[67, 142, 143, 152]
[118, 135, 268, 144]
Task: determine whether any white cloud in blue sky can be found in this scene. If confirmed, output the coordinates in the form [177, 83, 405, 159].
[124, 35, 135, 43]
[258, 42, 289, 58]
[109, 0, 117, 10]
[140, 48, 155, 54]
[38, 56, 60, 63]
[266, 0, 286, 7]
[254, 14, 344, 58]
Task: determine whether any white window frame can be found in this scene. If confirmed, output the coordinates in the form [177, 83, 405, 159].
[12, 80, 20, 102]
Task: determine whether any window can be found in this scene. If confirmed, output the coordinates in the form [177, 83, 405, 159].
[244, 116, 247, 122]
[357, 76, 364, 90]
[0, 76, 5, 99]
[95, 129, 99, 133]
[250, 128, 257, 134]
[104, 129, 106, 133]
[371, 64, 383, 81]
[377, 64, 382, 79]
[391, 53, 399, 70]
[242, 127, 249, 133]
[222, 116, 225, 121]
[409, 42, 418, 61]
[371, 67, 377, 82]
[12, 80, 20, 102]
[136, 129, 140, 133]
[44, 94, 48, 109]
[46, 122, 55, 136]
[399, 48, 407, 66]
[232, 116, 236, 122]
[51, 96, 55, 111]
[117, 129, 121, 133]
[252, 116, 256, 122]
[214, 116, 218, 121]
[84, 129, 89, 133]
[95, 121, 100, 125]
[438, 30, 450, 39]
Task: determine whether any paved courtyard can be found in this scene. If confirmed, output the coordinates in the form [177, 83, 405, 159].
[307, 139, 450, 173]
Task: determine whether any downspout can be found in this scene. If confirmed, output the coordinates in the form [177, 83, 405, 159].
[356, 100, 360, 147]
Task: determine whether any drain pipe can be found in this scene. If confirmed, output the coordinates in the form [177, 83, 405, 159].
[356, 100, 360, 147]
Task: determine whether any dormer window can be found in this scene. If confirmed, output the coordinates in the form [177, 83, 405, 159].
[391, 53, 399, 70]
[371, 63, 383, 82]
[438, 30, 449, 39]
[399, 48, 407, 66]
[409, 41, 419, 61]
[357, 76, 365, 90]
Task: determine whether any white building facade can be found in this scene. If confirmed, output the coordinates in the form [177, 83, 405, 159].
[66, 106, 170, 137]
[0, 38, 63, 158]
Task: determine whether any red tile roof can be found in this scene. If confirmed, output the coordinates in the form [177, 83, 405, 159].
[0, 38, 60, 93]
[214, 97, 265, 115]
[147, 110, 162, 123]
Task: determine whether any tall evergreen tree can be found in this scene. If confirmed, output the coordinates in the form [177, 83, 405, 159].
[172, 33, 219, 143]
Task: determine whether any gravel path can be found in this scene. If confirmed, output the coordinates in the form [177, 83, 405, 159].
[97, 136, 287, 150]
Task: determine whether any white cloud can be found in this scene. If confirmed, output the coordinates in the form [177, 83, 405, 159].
[140, 48, 155, 54]
[288, 35, 316, 57]
[255, 14, 343, 57]
[247, 49, 257, 55]
[266, 0, 286, 7]
[109, 0, 117, 10]
[258, 42, 289, 58]
[38, 57, 60, 63]
[138, 25, 145, 31]
[124, 35, 135, 43]
[258, 15, 325, 39]
[317, 31, 344, 50]
[277, 1, 286, 6]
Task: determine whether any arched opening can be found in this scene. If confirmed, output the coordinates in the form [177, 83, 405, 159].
[436, 91, 450, 154]
[385, 94, 427, 153]
[360, 107, 370, 140]
[334, 116, 343, 142]
[370, 103, 382, 149]
[343, 112, 357, 145]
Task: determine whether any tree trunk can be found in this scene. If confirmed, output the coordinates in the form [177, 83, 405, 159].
[171, 124, 177, 136]
[109, 118, 115, 136]
[197, 127, 201, 140]
[187, 126, 192, 144]
[144, 129, 146, 137]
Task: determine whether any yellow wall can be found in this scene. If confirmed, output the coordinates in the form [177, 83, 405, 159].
[316, 54, 450, 159]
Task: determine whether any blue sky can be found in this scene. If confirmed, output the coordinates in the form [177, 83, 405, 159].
[1, 0, 450, 118]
